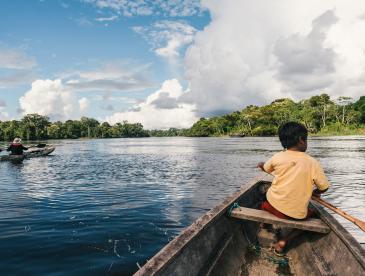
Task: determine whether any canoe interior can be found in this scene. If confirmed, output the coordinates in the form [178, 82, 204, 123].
[136, 178, 365, 276]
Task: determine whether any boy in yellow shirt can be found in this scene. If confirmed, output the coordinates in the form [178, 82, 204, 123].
[258, 122, 330, 253]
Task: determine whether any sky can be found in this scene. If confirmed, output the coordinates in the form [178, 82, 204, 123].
[1, 0, 365, 129]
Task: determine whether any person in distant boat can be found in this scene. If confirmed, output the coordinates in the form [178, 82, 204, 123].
[257, 122, 330, 254]
[7, 137, 28, 155]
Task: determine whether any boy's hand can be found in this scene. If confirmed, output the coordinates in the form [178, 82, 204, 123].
[312, 188, 327, 198]
[257, 162, 265, 172]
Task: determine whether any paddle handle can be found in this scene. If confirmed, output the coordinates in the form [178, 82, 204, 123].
[312, 197, 365, 232]
[312, 197, 355, 223]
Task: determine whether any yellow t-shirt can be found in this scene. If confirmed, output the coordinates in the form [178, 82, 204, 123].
[264, 150, 330, 219]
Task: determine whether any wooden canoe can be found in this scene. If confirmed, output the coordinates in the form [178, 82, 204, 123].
[135, 176, 365, 275]
[24, 145, 55, 158]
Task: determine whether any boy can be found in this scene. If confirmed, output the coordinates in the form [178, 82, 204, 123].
[257, 122, 329, 253]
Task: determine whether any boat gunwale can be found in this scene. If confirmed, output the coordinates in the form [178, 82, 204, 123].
[311, 202, 365, 270]
[134, 175, 267, 275]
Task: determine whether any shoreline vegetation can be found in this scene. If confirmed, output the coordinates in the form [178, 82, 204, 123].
[1, 94, 365, 141]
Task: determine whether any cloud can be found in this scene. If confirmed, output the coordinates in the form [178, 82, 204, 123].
[0, 47, 36, 69]
[183, 0, 365, 117]
[151, 92, 179, 109]
[84, 0, 203, 17]
[133, 20, 196, 63]
[0, 111, 9, 121]
[64, 61, 155, 92]
[273, 10, 338, 92]
[0, 46, 37, 88]
[95, 15, 118, 22]
[104, 79, 198, 129]
[0, 100, 9, 120]
[78, 97, 90, 112]
[75, 17, 93, 27]
[0, 70, 36, 88]
[19, 79, 89, 120]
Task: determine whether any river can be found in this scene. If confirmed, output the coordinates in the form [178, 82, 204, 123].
[0, 137, 364, 275]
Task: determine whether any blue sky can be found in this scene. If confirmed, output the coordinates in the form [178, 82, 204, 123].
[0, 0, 210, 126]
[1, 1, 365, 129]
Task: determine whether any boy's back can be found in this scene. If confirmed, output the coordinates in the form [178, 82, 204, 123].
[264, 150, 329, 219]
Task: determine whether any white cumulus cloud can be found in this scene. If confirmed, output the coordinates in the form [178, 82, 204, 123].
[104, 79, 198, 129]
[19, 79, 89, 120]
[183, 0, 365, 116]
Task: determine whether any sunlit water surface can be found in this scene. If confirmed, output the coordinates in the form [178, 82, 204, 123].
[0, 137, 364, 275]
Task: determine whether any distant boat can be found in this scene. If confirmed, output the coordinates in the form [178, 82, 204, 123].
[24, 144, 55, 158]
[1, 144, 55, 162]
[135, 178, 365, 275]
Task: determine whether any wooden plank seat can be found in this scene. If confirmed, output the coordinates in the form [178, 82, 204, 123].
[230, 206, 330, 233]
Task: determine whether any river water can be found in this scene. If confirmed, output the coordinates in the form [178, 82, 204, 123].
[0, 137, 364, 275]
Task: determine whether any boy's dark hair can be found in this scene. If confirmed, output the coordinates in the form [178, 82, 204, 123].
[278, 122, 308, 149]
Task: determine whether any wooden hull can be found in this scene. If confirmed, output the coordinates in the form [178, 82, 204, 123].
[25, 145, 55, 158]
[0, 154, 25, 162]
[135, 177, 365, 275]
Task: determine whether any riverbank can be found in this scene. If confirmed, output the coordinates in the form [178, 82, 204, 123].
[314, 124, 365, 136]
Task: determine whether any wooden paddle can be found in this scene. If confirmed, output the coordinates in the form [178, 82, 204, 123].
[311, 196, 365, 232]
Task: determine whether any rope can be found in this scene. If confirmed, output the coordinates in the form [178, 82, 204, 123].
[248, 243, 290, 267]
[227, 202, 240, 217]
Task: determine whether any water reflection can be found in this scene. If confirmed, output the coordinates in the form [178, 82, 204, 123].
[0, 137, 364, 274]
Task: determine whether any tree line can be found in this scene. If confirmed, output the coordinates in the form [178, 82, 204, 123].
[1, 94, 365, 141]
[186, 94, 365, 137]
[0, 115, 149, 141]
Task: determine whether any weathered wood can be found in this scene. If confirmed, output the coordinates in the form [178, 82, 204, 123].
[135, 178, 365, 276]
[230, 206, 330, 233]
[134, 176, 269, 276]
[312, 196, 365, 232]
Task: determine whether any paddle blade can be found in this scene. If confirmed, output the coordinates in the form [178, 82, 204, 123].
[354, 219, 365, 232]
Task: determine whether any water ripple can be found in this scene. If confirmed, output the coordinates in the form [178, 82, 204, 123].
[0, 137, 364, 274]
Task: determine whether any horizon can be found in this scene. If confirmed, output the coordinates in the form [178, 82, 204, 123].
[1, 1, 365, 129]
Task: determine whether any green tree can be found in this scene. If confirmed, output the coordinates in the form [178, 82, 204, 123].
[353, 96, 365, 123]
[80, 117, 100, 138]
[21, 114, 50, 140]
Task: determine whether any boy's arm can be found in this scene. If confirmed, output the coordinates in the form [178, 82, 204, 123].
[257, 162, 266, 172]
[313, 160, 330, 196]
[257, 157, 274, 173]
